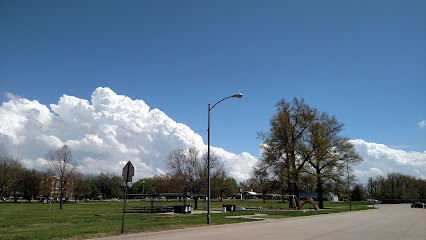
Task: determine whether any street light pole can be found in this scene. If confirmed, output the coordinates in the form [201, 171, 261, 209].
[207, 103, 211, 224]
[347, 161, 352, 211]
[207, 93, 243, 225]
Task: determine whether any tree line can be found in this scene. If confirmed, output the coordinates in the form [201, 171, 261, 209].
[0, 145, 123, 203]
[0, 145, 238, 208]
[365, 173, 426, 201]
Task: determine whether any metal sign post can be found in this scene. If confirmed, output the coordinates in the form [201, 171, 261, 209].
[121, 161, 134, 234]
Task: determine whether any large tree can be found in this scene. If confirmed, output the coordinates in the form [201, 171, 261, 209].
[45, 145, 76, 209]
[258, 97, 317, 207]
[258, 98, 362, 209]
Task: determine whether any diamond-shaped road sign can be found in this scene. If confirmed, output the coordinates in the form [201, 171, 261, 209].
[122, 161, 134, 183]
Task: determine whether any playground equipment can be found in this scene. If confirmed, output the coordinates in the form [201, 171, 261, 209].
[291, 195, 320, 210]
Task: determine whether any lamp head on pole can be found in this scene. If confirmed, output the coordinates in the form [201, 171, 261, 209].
[232, 93, 243, 98]
[210, 93, 243, 110]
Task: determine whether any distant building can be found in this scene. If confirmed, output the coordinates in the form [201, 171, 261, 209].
[328, 192, 339, 202]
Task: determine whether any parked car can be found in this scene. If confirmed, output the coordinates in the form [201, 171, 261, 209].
[411, 202, 424, 208]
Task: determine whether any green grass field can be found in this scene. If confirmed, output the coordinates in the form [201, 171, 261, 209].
[0, 200, 373, 240]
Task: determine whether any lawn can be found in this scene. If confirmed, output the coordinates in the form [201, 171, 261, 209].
[0, 200, 373, 240]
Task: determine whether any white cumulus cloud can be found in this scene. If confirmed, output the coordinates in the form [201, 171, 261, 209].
[0, 87, 257, 183]
[350, 139, 426, 182]
[419, 120, 426, 128]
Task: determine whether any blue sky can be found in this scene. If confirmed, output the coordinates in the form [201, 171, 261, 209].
[0, 1, 425, 182]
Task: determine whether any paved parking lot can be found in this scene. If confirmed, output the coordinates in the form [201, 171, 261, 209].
[94, 204, 425, 240]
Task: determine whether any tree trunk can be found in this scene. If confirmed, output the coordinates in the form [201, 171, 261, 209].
[220, 189, 223, 202]
[59, 184, 63, 209]
[293, 182, 300, 208]
[288, 183, 293, 208]
[317, 174, 324, 209]
[194, 197, 198, 209]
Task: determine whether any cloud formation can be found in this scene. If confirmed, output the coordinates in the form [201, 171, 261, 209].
[0, 88, 256, 182]
[419, 120, 426, 128]
[350, 139, 426, 182]
[0, 88, 424, 185]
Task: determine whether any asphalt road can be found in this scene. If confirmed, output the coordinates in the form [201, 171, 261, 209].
[93, 204, 426, 240]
